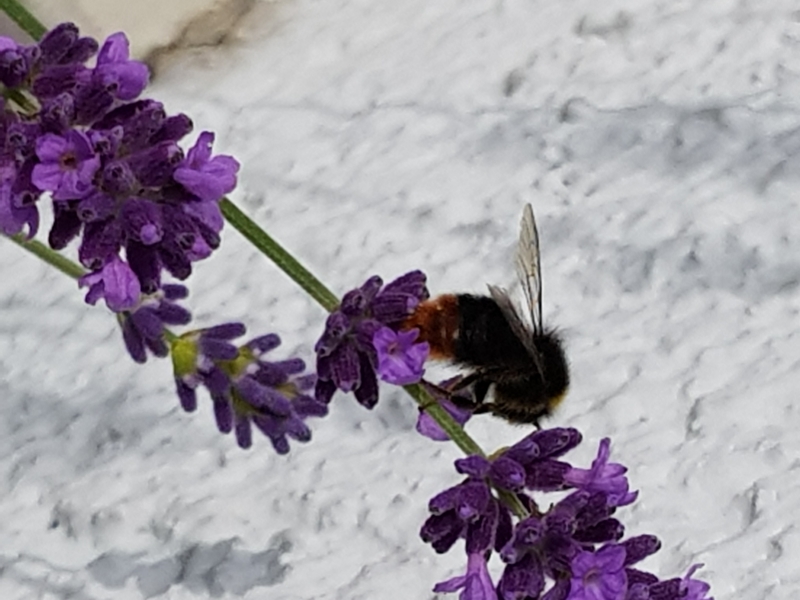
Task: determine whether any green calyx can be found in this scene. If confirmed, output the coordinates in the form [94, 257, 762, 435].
[170, 334, 200, 378]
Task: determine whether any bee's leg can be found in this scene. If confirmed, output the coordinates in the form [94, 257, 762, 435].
[450, 372, 482, 392]
[420, 379, 456, 399]
[418, 378, 481, 410]
[447, 376, 492, 412]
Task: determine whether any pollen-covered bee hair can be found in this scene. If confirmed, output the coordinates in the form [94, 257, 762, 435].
[403, 204, 569, 427]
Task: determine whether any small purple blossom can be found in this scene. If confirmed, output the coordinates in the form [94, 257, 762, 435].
[681, 565, 714, 600]
[373, 326, 429, 384]
[32, 130, 100, 199]
[421, 476, 512, 556]
[93, 32, 149, 100]
[568, 545, 627, 600]
[173, 131, 240, 202]
[79, 254, 140, 311]
[0, 153, 39, 237]
[434, 552, 498, 600]
[119, 283, 191, 363]
[564, 438, 638, 507]
[314, 271, 428, 408]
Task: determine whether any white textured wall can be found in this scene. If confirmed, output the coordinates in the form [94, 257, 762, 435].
[1, 1, 799, 599]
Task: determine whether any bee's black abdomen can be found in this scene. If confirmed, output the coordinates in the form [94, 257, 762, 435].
[534, 331, 569, 392]
[453, 295, 530, 367]
[452, 294, 570, 426]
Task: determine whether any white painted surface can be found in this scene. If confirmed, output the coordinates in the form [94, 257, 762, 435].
[1, 1, 799, 598]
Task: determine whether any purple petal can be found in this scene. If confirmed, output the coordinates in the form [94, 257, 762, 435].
[331, 344, 361, 392]
[373, 326, 429, 385]
[455, 455, 492, 478]
[621, 535, 661, 566]
[173, 132, 239, 201]
[121, 316, 146, 363]
[234, 415, 253, 449]
[78, 256, 141, 312]
[176, 379, 197, 412]
[489, 456, 526, 491]
[95, 32, 149, 99]
[213, 399, 233, 433]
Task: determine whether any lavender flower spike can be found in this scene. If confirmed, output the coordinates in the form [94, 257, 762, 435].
[314, 271, 429, 408]
[424, 429, 714, 600]
[171, 326, 327, 453]
[0, 22, 240, 311]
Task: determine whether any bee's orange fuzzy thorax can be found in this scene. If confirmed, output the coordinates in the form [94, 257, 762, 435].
[402, 294, 459, 360]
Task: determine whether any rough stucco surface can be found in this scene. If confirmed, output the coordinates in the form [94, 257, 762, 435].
[1, 1, 799, 598]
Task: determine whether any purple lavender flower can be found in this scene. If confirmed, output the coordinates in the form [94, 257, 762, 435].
[0, 147, 39, 237]
[32, 130, 100, 199]
[434, 552, 498, 600]
[172, 326, 326, 453]
[93, 32, 149, 100]
[79, 254, 140, 311]
[564, 438, 638, 507]
[568, 545, 627, 600]
[421, 476, 512, 555]
[499, 428, 583, 492]
[370, 269, 429, 325]
[373, 326, 429, 385]
[681, 565, 714, 600]
[120, 283, 191, 363]
[173, 131, 239, 202]
[0, 36, 36, 88]
[314, 271, 428, 408]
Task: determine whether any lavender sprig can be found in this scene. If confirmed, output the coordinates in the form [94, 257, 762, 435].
[0, 23, 240, 303]
[422, 429, 713, 600]
[171, 324, 327, 452]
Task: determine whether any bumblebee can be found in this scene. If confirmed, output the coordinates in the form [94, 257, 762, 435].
[404, 204, 569, 426]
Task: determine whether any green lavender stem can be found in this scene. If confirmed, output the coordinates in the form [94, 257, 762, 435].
[0, 0, 46, 41]
[219, 199, 340, 312]
[7, 234, 85, 279]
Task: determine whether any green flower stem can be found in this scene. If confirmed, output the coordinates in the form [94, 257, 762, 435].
[7, 234, 85, 279]
[220, 198, 340, 312]
[0, 0, 47, 41]
[4, 88, 38, 114]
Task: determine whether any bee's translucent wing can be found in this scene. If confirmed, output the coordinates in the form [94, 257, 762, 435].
[487, 284, 545, 379]
[516, 203, 543, 335]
